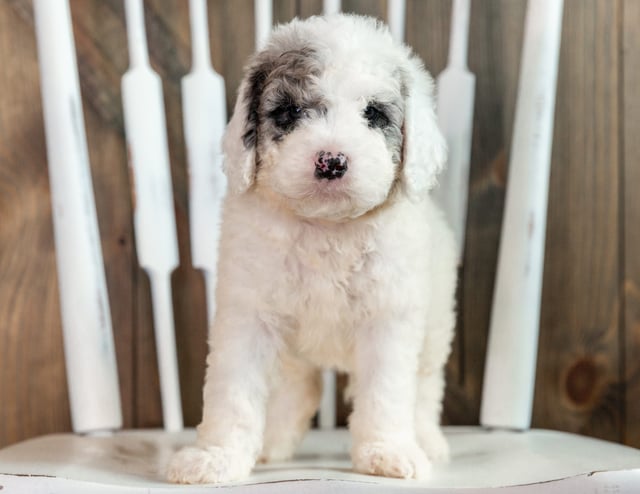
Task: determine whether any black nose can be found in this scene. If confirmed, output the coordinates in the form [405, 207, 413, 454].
[314, 151, 348, 180]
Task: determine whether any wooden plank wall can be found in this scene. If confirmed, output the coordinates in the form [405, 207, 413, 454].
[0, 0, 638, 449]
[536, 0, 622, 442]
[623, 0, 640, 448]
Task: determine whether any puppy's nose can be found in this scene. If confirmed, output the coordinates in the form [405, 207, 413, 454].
[314, 151, 349, 180]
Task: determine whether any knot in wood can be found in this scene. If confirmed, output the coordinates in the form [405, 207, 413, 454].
[565, 358, 598, 408]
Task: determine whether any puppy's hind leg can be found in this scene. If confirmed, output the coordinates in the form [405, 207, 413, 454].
[415, 366, 450, 463]
[259, 355, 322, 463]
[416, 242, 456, 464]
[415, 307, 455, 463]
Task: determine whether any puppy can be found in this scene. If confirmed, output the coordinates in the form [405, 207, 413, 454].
[168, 13, 456, 483]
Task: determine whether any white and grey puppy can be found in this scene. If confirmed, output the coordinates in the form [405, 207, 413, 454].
[168, 14, 456, 484]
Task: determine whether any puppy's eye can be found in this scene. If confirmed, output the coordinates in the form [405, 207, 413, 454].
[270, 104, 304, 131]
[364, 103, 390, 129]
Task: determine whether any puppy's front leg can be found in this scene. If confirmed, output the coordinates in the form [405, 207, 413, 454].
[350, 319, 430, 480]
[167, 315, 277, 484]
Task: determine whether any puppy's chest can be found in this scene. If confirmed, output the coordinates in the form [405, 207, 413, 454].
[274, 226, 379, 361]
[287, 230, 374, 310]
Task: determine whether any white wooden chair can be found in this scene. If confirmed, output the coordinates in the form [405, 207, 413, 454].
[1, 0, 639, 492]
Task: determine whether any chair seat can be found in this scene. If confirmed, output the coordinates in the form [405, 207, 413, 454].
[1, 426, 639, 493]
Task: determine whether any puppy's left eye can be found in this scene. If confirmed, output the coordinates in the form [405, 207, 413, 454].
[270, 104, 304, 131]
[364, 103, 390, 129]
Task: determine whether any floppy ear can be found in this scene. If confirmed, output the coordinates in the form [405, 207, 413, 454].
[402, 58, 447, 200]
[222, 60, 270, 195]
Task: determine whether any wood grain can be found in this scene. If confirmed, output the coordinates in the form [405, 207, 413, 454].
[622, 0, 640, 447]
[1, 0, 639, 449]
[0, 0, 72, 447]
[534, 0, 622, 442]
[343, 0, 385, 19]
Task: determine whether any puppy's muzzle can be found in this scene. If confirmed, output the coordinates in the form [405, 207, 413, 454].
[314, 151, 349, 180]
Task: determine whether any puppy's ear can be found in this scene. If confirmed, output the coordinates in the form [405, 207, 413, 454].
[401, 59, 447, 200]
[222, 60, 270, 194]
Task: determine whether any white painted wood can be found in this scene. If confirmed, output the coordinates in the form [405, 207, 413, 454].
[148, 272, 182, 431]
[323, 0, 341, 15]
[122, 0, 183, 432]
[434, 0, 475, 262]
[318, 370, 337, 429]
[32, 0, 122, 435]
[183, 0, 227, 331]
[1, 427, 639, 492]
[254, 0, 272, 50]
[480, 0, 564, 430]
[387, 0, 406, 44]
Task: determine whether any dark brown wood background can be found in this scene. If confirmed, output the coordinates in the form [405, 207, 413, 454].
[1, 0, 639, 449]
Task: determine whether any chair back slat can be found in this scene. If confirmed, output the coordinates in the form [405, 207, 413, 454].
[255, 0, 273, 51]
[183, 0, 228, 330]
[434, 0, 475, 263]
[33, 0, 122, 434]
[387, 0, 406, 44]
[481, 0, 564, 430]
[323, 0, 341, 16]
[122, 0, 183, 431]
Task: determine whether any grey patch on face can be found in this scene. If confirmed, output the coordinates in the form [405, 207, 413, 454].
[240, 43, 325, 153]
[364, 96, 405, 166]
[241, 62, 269, 149]
[368, 70, 410, 208]
[381, 99, 404, 165]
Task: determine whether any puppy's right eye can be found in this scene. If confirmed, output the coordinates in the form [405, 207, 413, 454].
[270, 104, 303, 131]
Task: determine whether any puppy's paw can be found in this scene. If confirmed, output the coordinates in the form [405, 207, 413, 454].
[351, 440, 431, 479]
[166, 446, 254, 484]
[417, 424, 450, 463]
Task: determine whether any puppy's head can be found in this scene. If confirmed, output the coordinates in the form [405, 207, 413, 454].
[223, 14, 446, 221]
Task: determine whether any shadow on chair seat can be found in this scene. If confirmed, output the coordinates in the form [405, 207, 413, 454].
[1, 427, 639, 493]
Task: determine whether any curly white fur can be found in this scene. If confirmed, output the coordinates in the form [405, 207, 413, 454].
[167, 14, 456, 484]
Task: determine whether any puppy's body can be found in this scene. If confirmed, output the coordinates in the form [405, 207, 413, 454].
[218, 188, 454, 372]
[169, 14, 457, 484]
